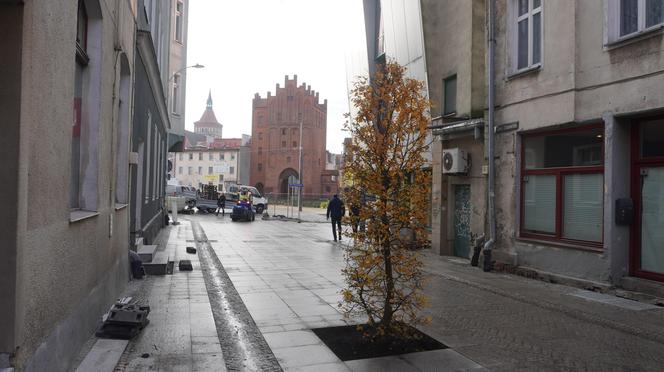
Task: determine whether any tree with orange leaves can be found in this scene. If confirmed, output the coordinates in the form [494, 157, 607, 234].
[341, 61, 431, 338]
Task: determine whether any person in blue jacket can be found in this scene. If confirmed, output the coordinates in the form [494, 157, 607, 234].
[326, 194, 345, 242]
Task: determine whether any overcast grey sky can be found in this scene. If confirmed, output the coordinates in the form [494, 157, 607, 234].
[184, 0, 363, 154]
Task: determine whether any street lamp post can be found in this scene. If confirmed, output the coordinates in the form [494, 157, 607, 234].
[167, 63, 204, 111]
[298, 120, 303, 217]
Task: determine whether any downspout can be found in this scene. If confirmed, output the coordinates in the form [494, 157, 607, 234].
[483, 0, 496, 272]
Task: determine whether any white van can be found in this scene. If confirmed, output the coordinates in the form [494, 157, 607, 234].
[227, 185, 269, 214]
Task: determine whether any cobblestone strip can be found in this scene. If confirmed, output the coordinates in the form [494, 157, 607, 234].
[191, 221, 282, 372]
[424, 266, 664, 346]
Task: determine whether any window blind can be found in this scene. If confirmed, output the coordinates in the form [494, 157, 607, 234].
[523, 174, 556, 234]
[563, 173, 603, 242]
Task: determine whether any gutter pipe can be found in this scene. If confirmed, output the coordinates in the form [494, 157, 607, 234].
[483, 0, 496, 272]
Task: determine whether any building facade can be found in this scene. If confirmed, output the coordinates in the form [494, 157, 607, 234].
[423, 0, 488, 258]
[490, 0, 664, 286]
[173, 143, 243, 191]
[170, 95, 251, 191]
[250, 75, 329, 197]
[0, 0, 136, 370]
[349, 1, 664, 289]
[130, 0, 182, 247]
[167, 0, 191, 151]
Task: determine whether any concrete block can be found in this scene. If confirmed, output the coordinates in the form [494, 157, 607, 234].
[143, 251, 170, 275]
[137, 245, 157, 262]
[178, 260, 193, 271]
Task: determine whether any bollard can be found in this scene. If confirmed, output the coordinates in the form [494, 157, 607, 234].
[171, 201, 179, 225]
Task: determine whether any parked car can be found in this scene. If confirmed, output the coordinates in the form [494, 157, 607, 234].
[227, 185, 269, 214]
[165, 185, 196, 212]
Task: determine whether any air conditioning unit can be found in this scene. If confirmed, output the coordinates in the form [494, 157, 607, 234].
[442, 148, 469, 174]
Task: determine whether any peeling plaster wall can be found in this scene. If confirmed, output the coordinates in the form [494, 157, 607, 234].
[491, 0, 664, 284]
[423, 0, 486, 257]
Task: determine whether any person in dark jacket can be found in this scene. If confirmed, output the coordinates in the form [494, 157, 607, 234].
[326, 194, 345, 242]
[216, 193, 226, 216]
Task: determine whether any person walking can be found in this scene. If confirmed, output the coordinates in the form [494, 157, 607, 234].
[216, 192, 226, 216]
[326, 194, 345, 242]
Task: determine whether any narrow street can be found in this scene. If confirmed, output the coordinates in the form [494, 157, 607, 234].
[117, 212, 664, 371]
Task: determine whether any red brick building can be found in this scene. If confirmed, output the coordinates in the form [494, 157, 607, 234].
[251, 75, 333, 197]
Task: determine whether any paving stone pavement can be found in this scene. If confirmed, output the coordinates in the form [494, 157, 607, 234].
[190, 214, 664, 371]
[114, 223, 227, 372]
[112, 214, 664, 371]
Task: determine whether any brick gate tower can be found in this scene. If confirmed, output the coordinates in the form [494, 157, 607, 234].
[250, 75, 328, 197]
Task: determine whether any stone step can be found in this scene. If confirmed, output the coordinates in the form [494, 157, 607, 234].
[75, 339, 128, 372]
[620, 276, 664, 303]
[137, 245, 158, 263]
[143, 251, 171, 275]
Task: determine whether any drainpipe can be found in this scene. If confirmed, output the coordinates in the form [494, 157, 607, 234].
[483, 0, 496, 272]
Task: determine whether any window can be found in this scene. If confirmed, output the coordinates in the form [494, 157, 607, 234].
[188, 166, 192, 175]
[258, 147, 262, 155]
[282, 141, 287, 148]
[198, 166, 202, 174]
[443, 75, 457, 116]
[621, 0, 664, 35]
[293, 141, 298, 148]
[189, 153, 193, 160]
[230, 166, 235, 174]
[376, 0, 385, 58]
[258, 163, 263, 171]
[172, 73, 180, 114]
[231, 153, 235, 160]
[179, 166, 183, 175]
[278, 113, 282, 122]
[281, 128, 286, 135]
[287, 156, 291, 163]
[179, 153, 183, 161]
[220, 153, 225, 160]
[175, 1, 184, 42]
[259, 132, 263, 140]
[521, 125, 604, 246]
[71, 0, 101, 211]
[510, 0, 542, 72]
[607, 0, 664, 43]
[209, 153, 213, 160]
[198, 153, 203, 160]
[208, 166, 213, 175]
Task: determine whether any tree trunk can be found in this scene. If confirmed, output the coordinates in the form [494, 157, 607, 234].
[380, 172, 395, 330]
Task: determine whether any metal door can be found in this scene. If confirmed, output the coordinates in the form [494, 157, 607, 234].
[454, 185, 471, 258]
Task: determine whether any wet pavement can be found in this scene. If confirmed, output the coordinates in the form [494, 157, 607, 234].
[192, 221, 282, 371]
[112, 212, 664, 371]
[116, 223, 227, 372]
